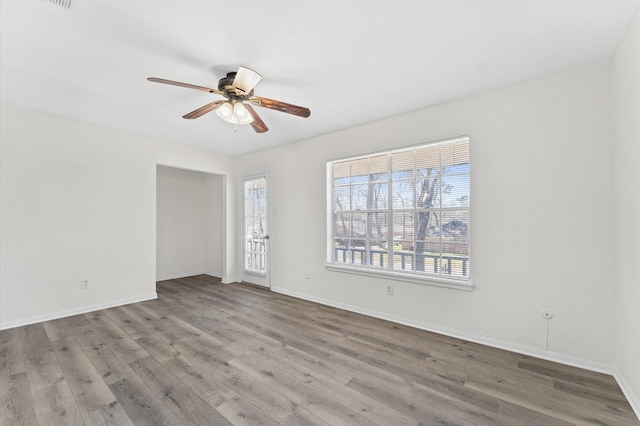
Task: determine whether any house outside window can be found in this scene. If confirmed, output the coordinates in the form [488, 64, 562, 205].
[327, 136, 471, 289]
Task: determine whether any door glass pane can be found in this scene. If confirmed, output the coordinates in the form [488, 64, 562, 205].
[244, 177, 267, 274]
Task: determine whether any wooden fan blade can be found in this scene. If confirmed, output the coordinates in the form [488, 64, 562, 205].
[245, 104, 269, 133]
[249, 96, 311, 118]
[147, 77, 225, 96]
[232, 67, 262, 95]
[183, 100, 225, 119]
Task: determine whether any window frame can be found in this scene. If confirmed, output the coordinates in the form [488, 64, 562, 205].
[325, 136, 473, 291]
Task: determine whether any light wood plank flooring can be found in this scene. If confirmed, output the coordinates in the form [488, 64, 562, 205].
[1, 275, 638, 425]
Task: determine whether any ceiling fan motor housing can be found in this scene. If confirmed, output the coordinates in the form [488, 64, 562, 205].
[217, 72, 236, 91]
[218, 72, 256, 98]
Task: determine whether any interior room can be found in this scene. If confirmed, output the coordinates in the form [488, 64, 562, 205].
[1, 1, 639, 424]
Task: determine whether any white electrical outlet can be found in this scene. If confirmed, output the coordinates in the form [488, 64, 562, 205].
[80, 279, 90, 289]
[541, 309, 553, 319]
[386, 284, 394, 295]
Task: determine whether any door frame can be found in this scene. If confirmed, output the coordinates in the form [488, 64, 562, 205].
[240, 173, 271, 288]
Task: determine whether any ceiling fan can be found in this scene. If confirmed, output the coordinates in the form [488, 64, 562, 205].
[147, 67, 310, 133]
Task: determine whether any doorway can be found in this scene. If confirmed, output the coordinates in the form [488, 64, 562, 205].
[241, 174, 270, 288]
[156, 166, 224, 281]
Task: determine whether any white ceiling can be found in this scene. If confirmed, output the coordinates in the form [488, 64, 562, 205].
[1, 1, 638, 156]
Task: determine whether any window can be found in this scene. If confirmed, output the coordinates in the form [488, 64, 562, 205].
[327, 137, 471, 288]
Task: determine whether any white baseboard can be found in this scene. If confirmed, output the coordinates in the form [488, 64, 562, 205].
[156, 271, 206, 281]
[0, 292, 158, 330]
[270, 286, 614, 376]
[204, 270, 223, 279]
[221, 276, 240, 284]
[614, 368, 640, 420]
[158, 272, 233, 284]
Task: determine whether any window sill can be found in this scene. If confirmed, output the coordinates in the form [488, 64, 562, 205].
[325, 263, 473, 291]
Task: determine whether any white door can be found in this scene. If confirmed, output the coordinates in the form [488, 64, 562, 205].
[242, 174, 270, 287]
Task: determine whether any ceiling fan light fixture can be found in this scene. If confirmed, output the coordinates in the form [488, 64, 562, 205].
[216, 102, 233, 120]
[232, 102, 253, 124]
[216, 101, 253, 124]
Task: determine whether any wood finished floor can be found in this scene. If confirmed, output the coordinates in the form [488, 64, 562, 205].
[1, 275, 638, 426]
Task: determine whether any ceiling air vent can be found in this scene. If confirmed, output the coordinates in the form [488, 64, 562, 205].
[49, 0, 71, 8]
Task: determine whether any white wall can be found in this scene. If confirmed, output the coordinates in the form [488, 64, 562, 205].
[0, 105, 236, 328]
[236, 61, 616, 368]
[205, 173, 224, 277]
[613, 12, 640, 414]
[156, 166, 224, 280]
